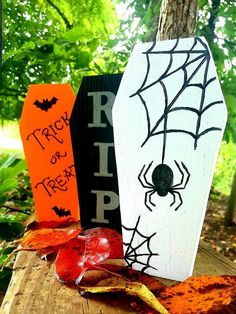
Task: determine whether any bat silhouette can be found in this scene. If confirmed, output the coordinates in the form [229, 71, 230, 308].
[33, 97, 58, 112]
[52, 205, 71, 217]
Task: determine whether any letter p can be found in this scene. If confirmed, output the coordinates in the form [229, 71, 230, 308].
[91, 190, 119, 223]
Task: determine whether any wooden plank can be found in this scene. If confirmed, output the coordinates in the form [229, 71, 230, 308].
[1, 241, 235, 314]
[194, 241, 236, 276]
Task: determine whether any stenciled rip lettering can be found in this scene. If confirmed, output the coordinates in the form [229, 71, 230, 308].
[88, 91, 114, 128]
[93, 142, 114, 177]
[88, 91, 119, 224]
[91, 190, 119, 223]
[26, 111, 70, 150]
[34, 164, 75, 197]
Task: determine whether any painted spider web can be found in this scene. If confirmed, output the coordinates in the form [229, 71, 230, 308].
[130, 37, 224, 162]
[122, 215, 159, 272]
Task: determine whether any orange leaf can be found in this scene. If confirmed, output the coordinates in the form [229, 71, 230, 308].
[17, 228, 82, 250]
[157, 275, 236, 314]
[25, 219, 74, 231]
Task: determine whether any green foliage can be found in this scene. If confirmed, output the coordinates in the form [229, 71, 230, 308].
[0, 218, 24, 241]
[0, 154, 32, 238]
[213, 141, 236, 195]
[0, 0, 119, 121]
[0, 155, 32, 293]
[0, 154, 31, 288]
[0, 155, 26, 197]
[197, 0, 236, 144]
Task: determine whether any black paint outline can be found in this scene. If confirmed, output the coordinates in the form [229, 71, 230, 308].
[130, 37, 223, 156]
[122, 215, 159, 272]
[138, 160, 190, 211]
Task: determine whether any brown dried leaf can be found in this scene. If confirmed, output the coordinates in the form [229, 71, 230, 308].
[79, 275, 168, 313]
[88, 264, 165, 291]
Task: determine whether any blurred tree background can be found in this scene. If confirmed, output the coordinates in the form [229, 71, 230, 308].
[0, 0, 235, 295]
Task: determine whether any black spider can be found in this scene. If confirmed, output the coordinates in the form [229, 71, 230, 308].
[138, 160, 190, 211]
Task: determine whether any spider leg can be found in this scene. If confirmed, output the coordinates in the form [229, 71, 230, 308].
[145, 190, 156, 211]
[138, 161, 154, 188]
[169, 190, 183, 211]
[148, 190, 156, 206]
[172, 160, 190, 189]
[170, 191, 176, 207]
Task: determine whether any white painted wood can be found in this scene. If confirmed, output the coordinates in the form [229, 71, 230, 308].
[112, 37, 227, 281]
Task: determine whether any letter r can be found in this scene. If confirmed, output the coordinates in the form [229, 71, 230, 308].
[87, 91, 115, 128]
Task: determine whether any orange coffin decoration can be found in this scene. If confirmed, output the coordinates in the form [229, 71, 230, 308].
[20, 84, 79, 222]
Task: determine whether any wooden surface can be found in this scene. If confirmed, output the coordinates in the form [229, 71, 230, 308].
[1, 241, 235, 314]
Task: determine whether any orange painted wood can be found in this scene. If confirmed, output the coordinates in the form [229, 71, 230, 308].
[20, 84, 79, 222]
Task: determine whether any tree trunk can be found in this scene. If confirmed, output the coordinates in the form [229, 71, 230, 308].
[225, 171, 236, 226]
[157, 0, 198, 40]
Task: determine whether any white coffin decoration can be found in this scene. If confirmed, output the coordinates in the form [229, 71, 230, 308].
[112, 37, 227, 281]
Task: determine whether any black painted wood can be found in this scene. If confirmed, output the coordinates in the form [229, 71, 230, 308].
[70, 74, 122, 232]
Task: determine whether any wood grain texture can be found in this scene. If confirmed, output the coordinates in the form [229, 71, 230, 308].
[1, 242, 235, 314]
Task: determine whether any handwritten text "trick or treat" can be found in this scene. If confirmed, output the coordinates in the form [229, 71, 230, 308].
[25, 111, 75, 197]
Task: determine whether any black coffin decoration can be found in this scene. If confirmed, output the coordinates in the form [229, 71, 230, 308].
[70, 74, 122, 232]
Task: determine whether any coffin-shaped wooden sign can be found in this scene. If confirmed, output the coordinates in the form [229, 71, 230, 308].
[70, 74, 122, 231]
[113, 37, 227, 281]
[20, 84, 79, 222]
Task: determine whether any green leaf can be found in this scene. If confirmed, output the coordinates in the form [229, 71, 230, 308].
[22, 41, 36, 50]
[0, 268, 12, 291]
[13, 51, 28, 61]
[0, 177, 18, 194]
[10, 159, 26, 176]
[0, 156, 26, 194]
[87, 39, 99, 52]
[63, 25, 92, 42]
[0, 221, 24, 241]
[74, 51, 92, 68]
[0, 195, 7, 206]
[224, 20, 236, 39]
[198, 0, 208, 9]
[0, 154, 18, 169]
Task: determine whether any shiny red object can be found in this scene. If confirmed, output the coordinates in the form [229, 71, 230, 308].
[55, 233, 110, 284]
[83, 228, 123, 258]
